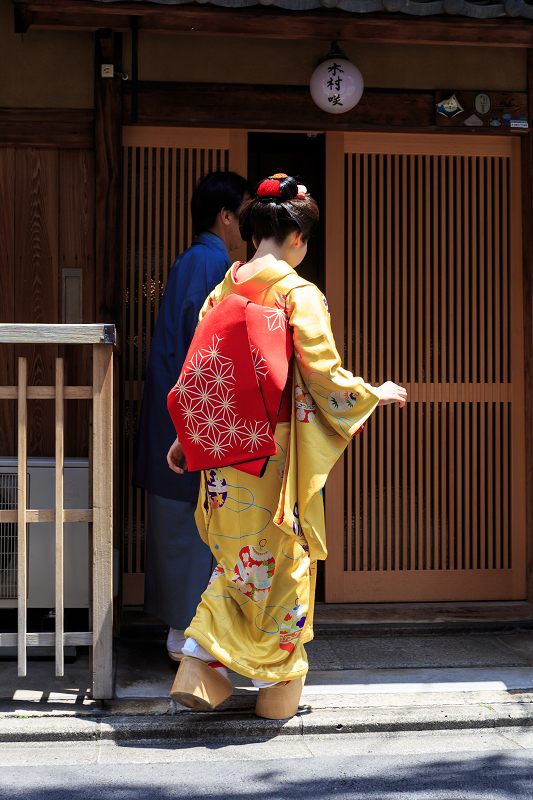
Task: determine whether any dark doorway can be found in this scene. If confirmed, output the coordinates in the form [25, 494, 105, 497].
[248, 131, 326, 603]
[247, 132, 326, 293]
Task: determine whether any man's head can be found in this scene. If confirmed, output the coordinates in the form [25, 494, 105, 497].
[191, 171, 252, 252]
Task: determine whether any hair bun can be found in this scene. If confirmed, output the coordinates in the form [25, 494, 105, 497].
[278, 175, 298, 201]
[240, 173, 318, 245]
[255, 174, 298, 203]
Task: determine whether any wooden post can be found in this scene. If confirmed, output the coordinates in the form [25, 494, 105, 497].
[523, 49, 533, 603]
[55, 357, 65, 676]
[95, 29, 123, 330]
[324, 131, 346, 603]
[92, 343, 114, 700]
[17, 357, 27, 676]
[131, 16, 139, 125]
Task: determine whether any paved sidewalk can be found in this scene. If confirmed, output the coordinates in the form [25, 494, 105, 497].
[1, 630, 533, 741]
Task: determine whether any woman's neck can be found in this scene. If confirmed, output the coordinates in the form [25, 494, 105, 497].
[235, 239, 292, 282]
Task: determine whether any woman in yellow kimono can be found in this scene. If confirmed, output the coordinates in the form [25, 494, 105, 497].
[167, 174, 407, 719]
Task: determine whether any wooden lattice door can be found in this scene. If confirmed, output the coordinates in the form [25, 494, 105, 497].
[121, 127, 247, 604]
[324, 132, 526, 603]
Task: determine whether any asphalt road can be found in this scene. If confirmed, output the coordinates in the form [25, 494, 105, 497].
[1, 729, 533, 799]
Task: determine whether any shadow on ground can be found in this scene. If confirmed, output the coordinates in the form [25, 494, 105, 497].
[1, 750, 533, 798]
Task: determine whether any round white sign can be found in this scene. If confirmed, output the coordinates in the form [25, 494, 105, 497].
[310, 58, 364, 115]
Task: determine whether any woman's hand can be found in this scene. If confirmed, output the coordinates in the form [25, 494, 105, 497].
[167, 437, 188, 474]
[375, 381, 408, 408]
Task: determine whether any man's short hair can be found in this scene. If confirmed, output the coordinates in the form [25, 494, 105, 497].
[191, 171, 252, 236]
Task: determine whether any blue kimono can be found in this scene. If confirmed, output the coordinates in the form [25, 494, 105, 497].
[133, 232, 230, 630]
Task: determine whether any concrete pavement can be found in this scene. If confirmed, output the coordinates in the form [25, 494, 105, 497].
[1, 630, 533, 742]
[2, 731, 533, 799]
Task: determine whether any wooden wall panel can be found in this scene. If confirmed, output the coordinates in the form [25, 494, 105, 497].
[0, 110, 94, 149]
[0, 141, 95, 460]
[14, 148, 59, 458]
[0, 149, 16, 456]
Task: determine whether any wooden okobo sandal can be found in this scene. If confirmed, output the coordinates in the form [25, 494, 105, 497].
[170, 656, 233, 710]
[255, 676, 305, 720]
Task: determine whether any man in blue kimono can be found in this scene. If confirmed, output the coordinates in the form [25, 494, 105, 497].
[133, 171, 251, 660]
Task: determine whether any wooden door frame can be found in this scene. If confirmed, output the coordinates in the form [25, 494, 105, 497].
[119, 124, 247, 605]
[324, 131, 529, 604]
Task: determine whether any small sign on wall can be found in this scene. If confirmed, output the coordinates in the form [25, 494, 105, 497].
[435, 91, 528, 132]
[474, 93, 491, 116]
[62, 268, 83, 324]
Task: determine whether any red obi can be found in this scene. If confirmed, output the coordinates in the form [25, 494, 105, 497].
[167, 294, 293, 477]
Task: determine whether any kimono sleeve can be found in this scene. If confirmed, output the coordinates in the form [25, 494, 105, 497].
[287, 284, 379, 440]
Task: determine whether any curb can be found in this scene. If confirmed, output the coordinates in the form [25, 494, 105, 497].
[2, 702, 533, 743]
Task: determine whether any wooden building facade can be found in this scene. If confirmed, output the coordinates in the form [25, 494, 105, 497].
[1, 0, 533, 623]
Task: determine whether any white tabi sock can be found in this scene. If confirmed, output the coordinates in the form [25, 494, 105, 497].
[182, 637, 229, 681]
[252, 679, 281, 688]
[166, 628, 186, 653]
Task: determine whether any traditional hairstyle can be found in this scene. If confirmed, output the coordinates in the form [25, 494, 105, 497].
[239, 173, 319, 246]
[191, 171, 252, 236]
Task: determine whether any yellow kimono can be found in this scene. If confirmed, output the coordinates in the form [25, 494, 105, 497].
[185, 261, 379, 682]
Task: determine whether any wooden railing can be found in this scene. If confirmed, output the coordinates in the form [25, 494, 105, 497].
[0, 324, 115, 699]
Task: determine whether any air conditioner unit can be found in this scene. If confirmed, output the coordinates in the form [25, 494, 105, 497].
[0, 458, 89, 609]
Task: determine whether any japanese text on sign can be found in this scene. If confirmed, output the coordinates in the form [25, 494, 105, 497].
[327, 63, 344, 106]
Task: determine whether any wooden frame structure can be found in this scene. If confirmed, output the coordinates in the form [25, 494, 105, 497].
[324, 131, 527, 602]
[0, 324, 115, 699]
[4, 0, 533, 612]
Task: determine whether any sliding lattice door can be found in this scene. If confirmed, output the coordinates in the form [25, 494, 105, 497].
[121, 127, 247, 604]
[325, 132, 526, 602]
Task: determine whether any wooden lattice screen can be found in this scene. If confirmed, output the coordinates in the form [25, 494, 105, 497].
[325, 132, 526, 603]
[121, 127, 247, 604]
[0, 324, 115, 699]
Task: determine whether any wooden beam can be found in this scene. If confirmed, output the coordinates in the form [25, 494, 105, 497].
[0, 509, 93, 523]
[0, 386, 93, 399]
[30, 9, 128, 30]
[95, 30, 123, 327]
[121, 81, 528, 134]
[0, 109, 94, 148]
[17, 357, 27, 677]
[55, 357, 65, 676]
[0, 632, 93, 646]
[0, 323, 115, 343]
[123, 81, 435, 131]
[20, 1, 533, 47]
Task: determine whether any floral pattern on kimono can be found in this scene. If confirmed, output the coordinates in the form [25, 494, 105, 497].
[185, 261, 379, 682]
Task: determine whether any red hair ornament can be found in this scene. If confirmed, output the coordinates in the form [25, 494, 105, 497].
[257, 179, 282, 198]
